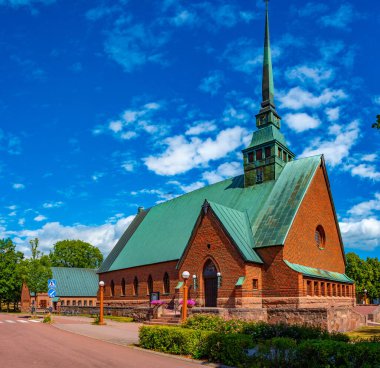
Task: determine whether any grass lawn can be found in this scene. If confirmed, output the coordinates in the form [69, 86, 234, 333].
[346, 326, 380, 340]
[103, 316, 134, 323]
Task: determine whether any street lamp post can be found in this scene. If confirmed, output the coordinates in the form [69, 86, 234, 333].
[99, 281, 106, 325]
[364, 289, 367, 305]
[181, 271, 190, 322]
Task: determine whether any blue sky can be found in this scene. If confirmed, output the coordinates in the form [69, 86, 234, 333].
[0, 0, 379, 260]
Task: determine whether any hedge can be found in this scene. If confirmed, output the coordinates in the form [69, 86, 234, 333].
[139, 325, 253, 365]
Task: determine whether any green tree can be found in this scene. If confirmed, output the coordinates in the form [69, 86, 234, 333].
[49, 239, 103, 269]
[0, 238, 24, 311]
[18, 238, 52, 307]
[372, 114, 380, 129]
[346, 252, 380, 301]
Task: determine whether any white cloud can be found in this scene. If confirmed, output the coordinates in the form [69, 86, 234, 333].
[296, 2, 328, 17]
[286, 65, 333, 84]
[42, 201, 64, 209]
[0, 129, 22, 155]
[340, 218, 380, 251]
[18, 218, 25, 226]
[185, 121, 217, 136]
[320, 4, 356, 29]
[92, 172, 104, 182]
[279, 87, 347, 110]
[348, 193, 380, 217]
[144, 126, 247, 176]
[325, 107, 340, 122]
[283, 113, 321, 133]
[121, 161, 135, 172]
[348, 164, 380, 181]
[300, 120, 360, 166]
[362, 154, 377, 162]
[199, 71, 224, 95]
[168, 180, 204, 193]
[34, 215, 47, 222]
[202, 162, 242, 184]
[373, 96, 380, 105]
[4, 215, 135, 256]
[109, 120, 123, 133]
[13, 183, 25, 190]
[171, 9, 197, 26]
[340, 193, 380, 250]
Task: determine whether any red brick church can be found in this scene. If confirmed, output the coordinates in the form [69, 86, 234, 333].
[97, 4, 361, 330]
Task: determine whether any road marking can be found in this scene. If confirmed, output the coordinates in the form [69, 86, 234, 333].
[29, 319, 41, 323]
[5, 320, 16, 323]
[0, 321, 3, 323]
[18, 320, 28, 323]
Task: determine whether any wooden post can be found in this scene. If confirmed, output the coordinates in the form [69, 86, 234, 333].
[99, 281, 106, 325]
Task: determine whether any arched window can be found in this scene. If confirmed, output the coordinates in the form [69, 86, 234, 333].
[133, 277, 139, 296]
[147, 275, 153, 295]
[121, 278, 126, 296]
[163, 272, 170, 294]
[315, 225, 326, 249]
[110, 280, 115, 297]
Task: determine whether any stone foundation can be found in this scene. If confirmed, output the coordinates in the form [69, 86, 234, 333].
[190, 307, 267, 321]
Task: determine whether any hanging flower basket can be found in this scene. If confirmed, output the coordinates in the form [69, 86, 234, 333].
[179, 299, 196, 307]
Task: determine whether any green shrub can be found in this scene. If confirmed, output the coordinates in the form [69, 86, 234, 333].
[139, 326, 212, 358]
[42, 315, 51, 324]
[182, 314, 225, 332]
[206, 333, 254, 367]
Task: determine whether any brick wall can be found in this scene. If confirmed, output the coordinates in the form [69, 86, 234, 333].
[179, 209, 262, 308]
[284, 165, 346, 273]
[99, 260, 179, 306]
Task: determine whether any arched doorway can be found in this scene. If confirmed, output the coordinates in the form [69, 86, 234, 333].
[203, 259, 218, 307]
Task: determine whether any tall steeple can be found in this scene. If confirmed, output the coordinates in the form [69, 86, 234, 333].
[242, 0, 295, 188]
[256, 0, 281, 130]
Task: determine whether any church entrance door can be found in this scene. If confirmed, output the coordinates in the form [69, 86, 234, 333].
[203, 260, 218, 307]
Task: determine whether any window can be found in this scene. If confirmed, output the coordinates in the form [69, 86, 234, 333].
[256, 149, 263, 160]
[248, 152, 254, 163]
[283, 151, 287, 162]
[256, 168, 263, 183]
[252, 279, 258, 290]
[332, 284, 337, 297]
[72, 300, 76, 306]
[315, 225, 326, 250]
[110, 280, 115, 297]
[327, 283, 331, 296]
[121, 278, 126, 296]
[40, 300, 47, 308]
[133, 277, 139, 296]
[89, 301, 93, 307]
[265, 147, 271, 158]
[78, 300, 82, 306]
[147, 275, 153, 295]
[278, 147, 282, 158]
[321, 282, 325, 296]
[163, 272, 170, 294]
[84, 300, 87, 306]
[314, 281, 319, 296]
[66, 300, 70, 306]
[306, 280, 312, 296]
[61, 300, 65, 306]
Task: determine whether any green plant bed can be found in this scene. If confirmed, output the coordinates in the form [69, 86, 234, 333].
[104, 316, 134, 323]
[347, 326, 380, 342]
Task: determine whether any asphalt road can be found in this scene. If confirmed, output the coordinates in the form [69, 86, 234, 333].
[0, 314, 205, 368]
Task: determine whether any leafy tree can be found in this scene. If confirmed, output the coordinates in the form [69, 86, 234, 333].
[49, 239, 103, 269]
[0, 238, 24, 311]
[18, 238, 52, 307]
[346, 252, 380, 301]
[372, 115, 380, 129]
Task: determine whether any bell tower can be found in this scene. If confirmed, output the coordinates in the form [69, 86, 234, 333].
[243, 0, 295, 187]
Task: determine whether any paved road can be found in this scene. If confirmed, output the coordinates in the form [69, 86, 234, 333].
[0, 314, 206, 368]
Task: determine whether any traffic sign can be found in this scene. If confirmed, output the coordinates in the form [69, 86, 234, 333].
[48, 279, 57, 289]
[48, 289, 57, 298]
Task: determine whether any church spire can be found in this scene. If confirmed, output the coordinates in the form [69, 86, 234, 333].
[255, 0, 281, 130]
[262, 0, 275, 107]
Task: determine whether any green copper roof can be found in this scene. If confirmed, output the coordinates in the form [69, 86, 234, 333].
[246, 125, 289, 150]
[253, 155, 321, 247]
[284, 260, 354, 284]
[235, 277, 245, 286]
[52, 267, 99, 297]
[101, 156, 322, 273]
[208, 201, 262, 264]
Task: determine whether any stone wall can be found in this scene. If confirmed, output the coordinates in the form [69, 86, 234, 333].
[190, 307, 267, 322]
[327, 307, 366, 332]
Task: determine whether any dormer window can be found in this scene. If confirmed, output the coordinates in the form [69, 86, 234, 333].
[256, 149, 263, 160]
[278, 147, 282, 158]
[265, 147, 271, 158]
[248, 152, 254, 163]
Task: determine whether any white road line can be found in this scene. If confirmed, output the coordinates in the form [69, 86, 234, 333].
[0, 321, 3, 323]
[17, 320, 28, 323]
[29, 319, 41, 323]
[5, 320, 16, 323]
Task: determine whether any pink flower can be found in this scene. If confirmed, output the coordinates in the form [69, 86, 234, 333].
[150, 300, 164, 306]
[179, 299, 196, 306]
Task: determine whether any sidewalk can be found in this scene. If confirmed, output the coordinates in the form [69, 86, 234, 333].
[52, 316, 142, 346]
